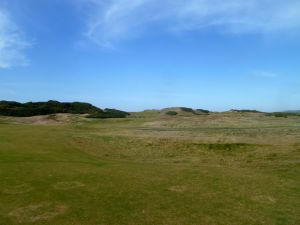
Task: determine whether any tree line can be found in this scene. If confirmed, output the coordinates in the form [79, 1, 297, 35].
[0, 100, 130, 118]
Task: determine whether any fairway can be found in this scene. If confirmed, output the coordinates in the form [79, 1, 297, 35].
[0, 112, 299, 225]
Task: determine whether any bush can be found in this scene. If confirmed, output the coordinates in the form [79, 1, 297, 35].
[179, 107, 194, 113]
[196, 109, 210, 114]
[87, 109, 130, 119]
[266, 112, 300, 118]
[166, 111, 178, 116]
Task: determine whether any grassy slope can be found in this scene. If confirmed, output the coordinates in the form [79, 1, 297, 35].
[0, 113, 299, 225]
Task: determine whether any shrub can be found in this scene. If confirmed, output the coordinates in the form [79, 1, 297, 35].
[179, 107, 194, 113]
[87, 109, 130, 119]
[166, 111, 178, 116]
[196, 109, 210, 114]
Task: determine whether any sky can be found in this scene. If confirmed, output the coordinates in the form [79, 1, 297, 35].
[0, 0, 299, 112]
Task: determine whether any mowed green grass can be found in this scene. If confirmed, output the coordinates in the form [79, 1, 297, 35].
[0, 114, 300, 225]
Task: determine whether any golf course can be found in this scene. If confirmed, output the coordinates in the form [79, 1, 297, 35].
[0, 108, 299, 225]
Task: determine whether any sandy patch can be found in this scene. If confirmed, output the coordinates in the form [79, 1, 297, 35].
[8, 202, 68, 223]
[168, 185, 188, 193]
[13, 113, 74, 125]
[252, 195, 277, 204]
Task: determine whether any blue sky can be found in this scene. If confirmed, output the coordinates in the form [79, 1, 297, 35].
[0, 0, 299, 111]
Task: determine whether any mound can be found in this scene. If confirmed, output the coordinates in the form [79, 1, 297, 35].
[11, 114, 74, 125]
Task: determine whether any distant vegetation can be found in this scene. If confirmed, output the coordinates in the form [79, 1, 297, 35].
[1, 100, 299, 119]
[285, 110, 300, 113]
[178, 107, 210, 115]
[86, 108, 130, 119]
[230, 109, 262, 113]
[179, 107, 195, 113]
[0, 100, 130, 118]
[266, 112, 300, 118]
[163, 107, 210, 116]
[165, 111, 178, 116]
[196, 109, 210, 114]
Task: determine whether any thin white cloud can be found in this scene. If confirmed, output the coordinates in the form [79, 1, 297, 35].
[0, 9, 30, 69]
[81, 0, 300, 47]
[252, 70, 278, 78]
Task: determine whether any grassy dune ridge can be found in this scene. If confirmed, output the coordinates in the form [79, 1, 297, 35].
[0, 111, 299, 224]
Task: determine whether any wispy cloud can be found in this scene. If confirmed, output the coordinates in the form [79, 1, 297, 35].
[0, 9, 30, 69]
[252, 70, 278, 78]
[81, 0, 300, 47]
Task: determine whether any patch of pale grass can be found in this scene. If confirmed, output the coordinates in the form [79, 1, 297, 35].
[1, 184, 34, 195]
[168, 185, 188, 193]
[53, 181, 85, 190]
[8, 202, 68, 223]
[252, 195, 277, 204]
